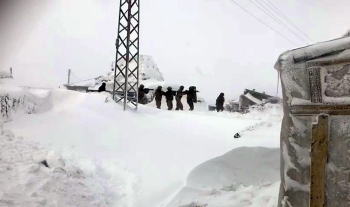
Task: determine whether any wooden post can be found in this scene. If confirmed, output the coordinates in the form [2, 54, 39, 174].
[310, 114, 328, 207]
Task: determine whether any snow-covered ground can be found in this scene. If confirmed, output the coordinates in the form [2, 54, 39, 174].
[1, 86, 282, 207]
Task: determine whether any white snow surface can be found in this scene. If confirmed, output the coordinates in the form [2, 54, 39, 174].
[167, 147, 280, 207]
[2, 86, 282, 207]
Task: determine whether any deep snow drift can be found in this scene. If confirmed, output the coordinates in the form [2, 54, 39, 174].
[1, 87, 282, 207]
[167, 147, 280, 207]
[0, 129, 121, 207]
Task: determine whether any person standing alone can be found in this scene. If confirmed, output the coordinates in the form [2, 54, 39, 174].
[216, 92, 225, 112]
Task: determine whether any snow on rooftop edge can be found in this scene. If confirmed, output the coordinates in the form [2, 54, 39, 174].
[274, 36, 350, 71]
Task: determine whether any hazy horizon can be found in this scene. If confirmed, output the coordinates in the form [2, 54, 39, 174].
[1, 0, 349, 103]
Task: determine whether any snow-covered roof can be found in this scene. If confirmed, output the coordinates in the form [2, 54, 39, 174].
[244, 93, 263, 105]
[230, 99, 239, 103]
[0, 71, 12, 79]
[274, 36, 350, 71]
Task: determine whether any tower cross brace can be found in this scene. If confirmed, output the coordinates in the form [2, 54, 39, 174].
[112, 0, 140, 111]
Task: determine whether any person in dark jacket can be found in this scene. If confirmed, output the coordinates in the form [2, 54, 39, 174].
[98, 82, 106, 92]
[164, 86, 175, 110]
[153, 86, 165, 109]
[175, 85, 185, 110]
[138, 84, 149, 104]
[184, 86, 198, 111]
[216, 92, 225, 112]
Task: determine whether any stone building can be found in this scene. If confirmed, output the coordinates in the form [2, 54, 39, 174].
[64, 78, 101, 92]
[274, 34, 350, 206]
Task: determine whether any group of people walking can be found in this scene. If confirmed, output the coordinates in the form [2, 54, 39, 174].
[152, 85, 198, 111]
[98, 82, 226, 112]
[139, 84, 226, 112]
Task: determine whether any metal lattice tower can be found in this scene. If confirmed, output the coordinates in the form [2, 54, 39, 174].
[112, 0, 140, 111]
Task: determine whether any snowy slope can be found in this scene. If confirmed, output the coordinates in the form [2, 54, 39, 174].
[166, 147, 280, 207]
[0, 129, 124, 207]
[3, 88, 282, 207]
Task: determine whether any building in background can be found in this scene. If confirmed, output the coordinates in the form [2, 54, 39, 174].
[222, 89, 281, 113]
[111, 54, 164, 83]
[0, 67, 13, 79]
[64, 78, 101, 92]
[239, 89, 274, 108]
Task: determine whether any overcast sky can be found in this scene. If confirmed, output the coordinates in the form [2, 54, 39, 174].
[0, 0, 349, 103]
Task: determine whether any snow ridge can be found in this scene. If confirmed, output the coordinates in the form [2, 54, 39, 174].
[0, 128, 139, 207]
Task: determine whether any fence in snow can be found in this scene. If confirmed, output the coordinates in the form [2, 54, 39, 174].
[0, 94, 36, 122]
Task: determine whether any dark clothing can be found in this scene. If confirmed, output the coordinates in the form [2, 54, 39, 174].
[98, 83, 106, 92]
[164, 90, 175, 101]
[156, 100, 161, 109]
[216, 105, 224, 112]
[184, 87, 197, 111]
[175, 96, 183, 110]
[167, 100, 173, 110]
[138, 86, 150, 104]
[154, 89, 164, 101]
[176, 89, 185, 99]
[216, 94, 225, 105]
[187, 99, 194, 111]
[165, 89, 175, 110]
[175, 89, 185, 110]
[154, 89, 165, 109]
[186, 88, 196, 100]
[138, 89, 145, 102]
[216, 94, 225, 112]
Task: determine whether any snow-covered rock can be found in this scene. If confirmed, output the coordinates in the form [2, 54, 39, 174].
[32, 150, 49, 163]
[46, 150, 66, 169]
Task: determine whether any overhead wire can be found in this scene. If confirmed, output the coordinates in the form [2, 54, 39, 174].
[249, 0, 284, 26]
[248, 0, 310, 45]
[264, 0, 314, 42]
[71, 71, 82, 82]
[229, 0, 299, 46]
[69, 78, 97, 85]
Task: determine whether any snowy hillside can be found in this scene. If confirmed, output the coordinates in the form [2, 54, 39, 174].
[0, 82, 282, 206]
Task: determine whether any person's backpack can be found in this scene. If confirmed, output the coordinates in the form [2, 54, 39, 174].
[189, 86, 197, 103]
